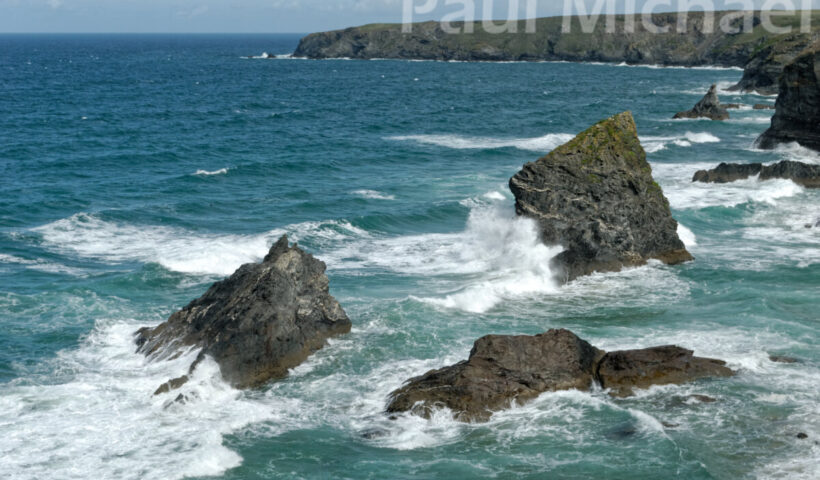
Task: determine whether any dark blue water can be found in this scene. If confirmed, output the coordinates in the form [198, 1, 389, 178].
[1, 34, 817, 480]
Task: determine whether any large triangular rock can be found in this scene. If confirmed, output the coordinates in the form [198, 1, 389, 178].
[136, 235, 351, 391]
[673, 84, 729, 120]
[509, 112, 692, 282]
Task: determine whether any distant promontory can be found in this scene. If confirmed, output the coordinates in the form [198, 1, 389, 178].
[293, 11, 820, 94]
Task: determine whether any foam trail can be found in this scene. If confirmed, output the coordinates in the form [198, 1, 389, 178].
[194, 168, 229, 176]
[640, 132, 719, 153]
[352, 189, 395, 200]
[32, 213, 367, 276]
[387, 133, 574, 152]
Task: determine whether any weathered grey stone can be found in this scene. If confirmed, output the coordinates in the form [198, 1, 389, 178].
[136, 235, 351, 391]
[509, 112, 692, 282]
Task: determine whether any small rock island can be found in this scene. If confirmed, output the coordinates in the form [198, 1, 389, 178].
[386, 329, 733, 422]
[136, 235, 351, 392]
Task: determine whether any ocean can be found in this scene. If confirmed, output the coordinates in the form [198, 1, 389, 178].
[0, 33, 817, 479]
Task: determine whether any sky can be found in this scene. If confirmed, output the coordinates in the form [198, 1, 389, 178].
[0, 0, 817, 33]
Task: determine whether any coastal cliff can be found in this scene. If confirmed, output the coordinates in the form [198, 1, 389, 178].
[294, 11, 820, 94]
[757, 41, 820, 151]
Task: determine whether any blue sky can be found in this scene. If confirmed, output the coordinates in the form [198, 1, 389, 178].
[1, 0, 817, 33]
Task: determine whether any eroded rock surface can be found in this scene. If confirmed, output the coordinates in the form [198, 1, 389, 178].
[136, 235, 351, 391]
[509, 112, 692, 282]
[386, 329, 733, 422]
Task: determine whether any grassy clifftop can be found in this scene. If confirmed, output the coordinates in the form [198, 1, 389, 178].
[293, 11, 819, 92]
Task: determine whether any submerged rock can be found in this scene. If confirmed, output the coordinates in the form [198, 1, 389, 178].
[757, 42, 820, 152]
[509, 111, 692, 282]
[136, 235, 351, 391]
[753, 103, 776, 110]
[692, 160, 820, 188]
[673, 84, 730, 120]
[386, 329, 733, 422]
[769, 354, 801, 364]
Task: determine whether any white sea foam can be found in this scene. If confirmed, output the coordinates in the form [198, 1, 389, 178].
[0, 319, 275, 480]
[677, 223, 697, 248]
[653, 162, 804, 210]
[352, 189, 395, 200]
[31, 213, 367, 276]
[641, 132, 719, 153]
[324, 200, 563, 313]
[193, 168, 229, 176]
[388, 133, 574, 152]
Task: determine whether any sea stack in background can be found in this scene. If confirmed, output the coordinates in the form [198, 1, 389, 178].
[136, 235, 351, 391]
[386, 329, 734, 422]
[509, 112, 692, 282]
[673, 84, 730, 120]
[757, 42, 820, 152]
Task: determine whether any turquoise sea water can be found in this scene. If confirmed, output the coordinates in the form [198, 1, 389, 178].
[0, 34, 817, 479]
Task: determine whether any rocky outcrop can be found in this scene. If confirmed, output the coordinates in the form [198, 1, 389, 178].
[509, 112, 692, 282]
[673, 85, 730, 120]
[692, 162, 763, 183]
[386, 329, 733, 422]
[596, 346, 734, 397]
[136, 235, 351, 391]
[757, 42, 820, 152]
[692, 160, 820, 188]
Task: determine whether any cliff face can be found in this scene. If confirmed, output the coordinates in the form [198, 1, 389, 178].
[757, 42, 820, 152]
[293, 12, 820, 93]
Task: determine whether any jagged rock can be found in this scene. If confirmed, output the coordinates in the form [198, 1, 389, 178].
[136, 235, 351, 391]
[509, 111, 692, 282]
[753, 103, 776, 110]
[673, 84, 730, 120]
[386, 329, 734, 422]
[385, 330, 604, 422]
[757, 42, 820, 152]
[596, 346, 733, 397]
[692, 160, 820, 188]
